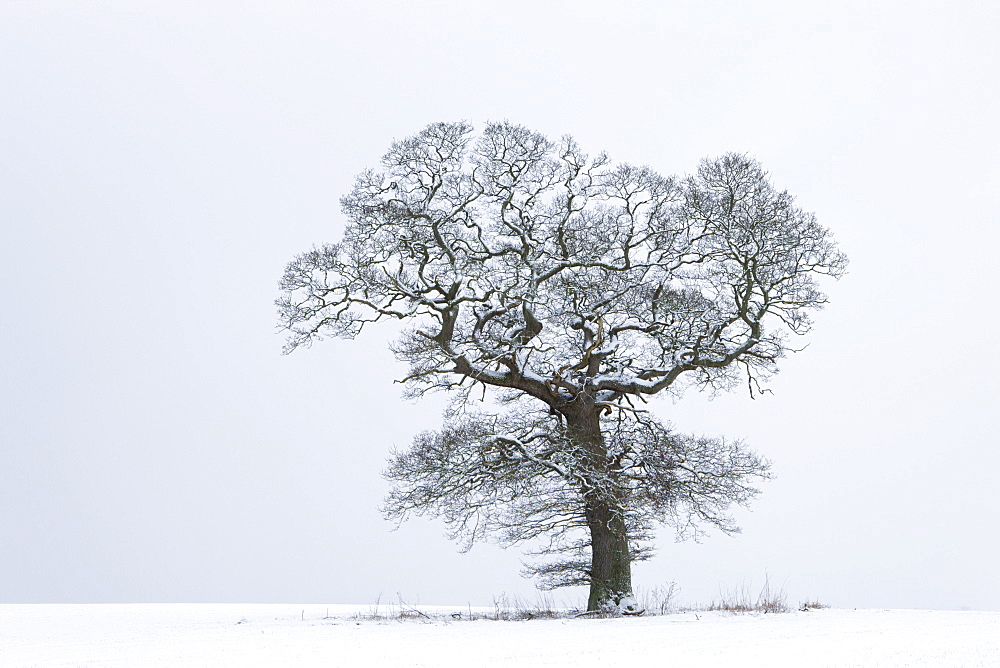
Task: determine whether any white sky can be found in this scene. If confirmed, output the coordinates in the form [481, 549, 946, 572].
[1, 0, 998, 610]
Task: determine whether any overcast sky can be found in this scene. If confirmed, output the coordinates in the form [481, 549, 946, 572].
[2, 0, 998, 611]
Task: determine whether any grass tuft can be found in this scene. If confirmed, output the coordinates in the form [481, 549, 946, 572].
[707, 575, 790, 614]
[798, 599, 829, 611]
[489, 593, 566, 621]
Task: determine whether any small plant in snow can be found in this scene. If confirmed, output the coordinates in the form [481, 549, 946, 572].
[707, 575, 790, 614]
[799, 599, 830, 611]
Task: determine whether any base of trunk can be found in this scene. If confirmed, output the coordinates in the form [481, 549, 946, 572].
[588, 589, 642, 614]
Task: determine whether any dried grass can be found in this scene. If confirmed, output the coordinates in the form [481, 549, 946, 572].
[706, 575, 790, 614]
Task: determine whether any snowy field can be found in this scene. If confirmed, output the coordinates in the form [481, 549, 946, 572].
[2, 604, 998, 667]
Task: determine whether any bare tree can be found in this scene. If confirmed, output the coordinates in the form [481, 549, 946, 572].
[278, 121, 846, 611]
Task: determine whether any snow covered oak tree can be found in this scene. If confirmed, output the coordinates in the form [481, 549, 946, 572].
[277, 121, 847, 612]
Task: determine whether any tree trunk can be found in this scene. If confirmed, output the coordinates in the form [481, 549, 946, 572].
[584, 494, 635, 612]
[564, 405, 636, 613]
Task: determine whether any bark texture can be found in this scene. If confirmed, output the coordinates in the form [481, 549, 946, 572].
[566, 401, 634, 611]
[584, 495, 634, 611]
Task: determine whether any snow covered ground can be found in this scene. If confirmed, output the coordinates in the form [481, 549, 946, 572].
[2, 604, 998, 667]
